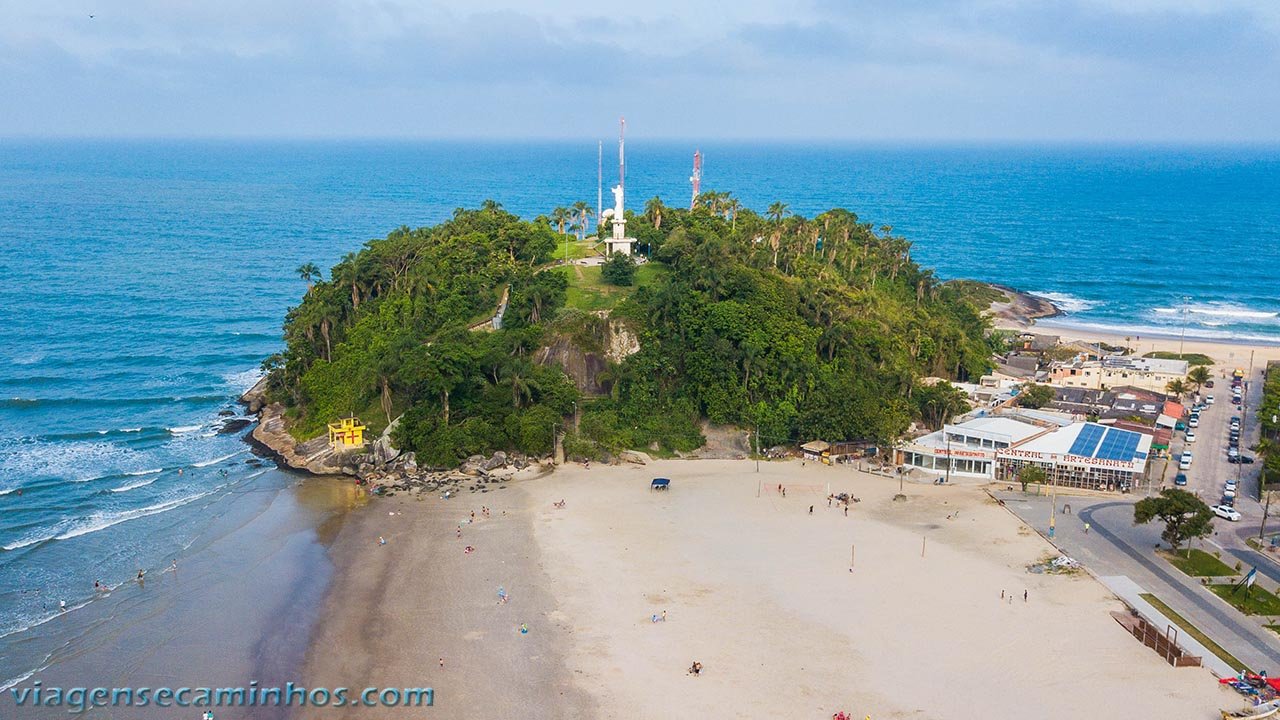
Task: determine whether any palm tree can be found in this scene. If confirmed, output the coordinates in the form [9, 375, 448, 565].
[644, 196, 666, 230]
[767, 202, 790, 225]
[1187, 365, 1211, 392]
[725, 198, 741, 230]
[571, 201, 593, 240]
[1165, 378, 1189, 399]
[550, 207, 570, 235]
[296, 262, 322, 290]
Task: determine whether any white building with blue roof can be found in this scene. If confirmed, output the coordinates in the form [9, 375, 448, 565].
[996, 421, 1152, 491]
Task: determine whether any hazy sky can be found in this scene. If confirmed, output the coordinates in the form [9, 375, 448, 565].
[2, 0, 1278, 141]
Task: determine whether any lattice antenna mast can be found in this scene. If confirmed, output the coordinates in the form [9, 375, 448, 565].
[690, 150, 703, 210]
[597, 141, 602, 234]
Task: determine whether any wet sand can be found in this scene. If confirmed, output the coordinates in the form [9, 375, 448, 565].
[1, 474, 363, 719]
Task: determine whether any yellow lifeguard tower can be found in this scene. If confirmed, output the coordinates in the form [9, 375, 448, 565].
[327, 416, 367, 451]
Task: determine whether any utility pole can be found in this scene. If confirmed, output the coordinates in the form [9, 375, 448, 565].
[945, 434, 953, 485]
[1178, 295, 1190, 359]
[1048, 468, 1059, 539]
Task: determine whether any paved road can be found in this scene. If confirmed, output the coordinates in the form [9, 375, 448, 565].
[998, 491, 1280, 671]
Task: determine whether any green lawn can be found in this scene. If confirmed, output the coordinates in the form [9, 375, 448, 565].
[551, 238, 597, 262]
[1159, 548, 1238, 578]
[1208, 583, 1280, 616]
[556, 262, 666, 312]
[1143, 351, 1215, 366]
[1139, 593, 1251, 673]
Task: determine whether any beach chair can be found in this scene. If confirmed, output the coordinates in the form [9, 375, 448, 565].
[651, 478, 670, 491]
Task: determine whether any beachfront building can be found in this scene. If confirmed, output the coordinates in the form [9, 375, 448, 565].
[327, 416, 366, 450]
[800, 440, 831, 463]
[995, 422, 1151, 492]
[1047, 356, 1188, 392]
[900, 416, 1051, 482]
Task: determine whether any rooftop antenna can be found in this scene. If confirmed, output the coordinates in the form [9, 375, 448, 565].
[618, 116, 626, 196]
[690, 149, 702, 210]
[597, 141, 603, 234]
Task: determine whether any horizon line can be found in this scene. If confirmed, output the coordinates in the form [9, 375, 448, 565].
[3, 134, 1280, 148]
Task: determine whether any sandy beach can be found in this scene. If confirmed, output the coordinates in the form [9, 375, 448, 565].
[301, 459, 1230, 719]
[1005, 318, 1280, 370]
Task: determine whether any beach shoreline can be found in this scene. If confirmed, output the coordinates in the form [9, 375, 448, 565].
[302, 459, 1230, 719]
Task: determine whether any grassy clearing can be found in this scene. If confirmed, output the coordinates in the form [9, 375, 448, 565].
[551, 238, 597, 262]
[1139, 593, 1251, 673]
[1159, 548, 1238, 578]
[557, 262, 666, 312]
[1208, 583, 1280, 616]
[1144, 351, 1215, 366]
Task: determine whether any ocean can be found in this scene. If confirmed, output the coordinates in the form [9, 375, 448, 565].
[1, 140, 1279, 688]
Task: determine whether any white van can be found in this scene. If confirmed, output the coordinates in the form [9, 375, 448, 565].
[1179, 452, 1193, 470]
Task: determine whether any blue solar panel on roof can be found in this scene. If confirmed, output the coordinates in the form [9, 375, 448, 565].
[1093, 427, 1142, 461]
[1069, 424, 1106, 456]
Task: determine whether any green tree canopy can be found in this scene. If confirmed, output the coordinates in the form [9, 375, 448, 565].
[1133, 488, 1214, 555]
[601, 252, 637, 286]
[1018, 383, 1055, 409]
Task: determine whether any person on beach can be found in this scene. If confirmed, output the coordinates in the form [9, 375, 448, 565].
[439, 657, 445, 668]
[94, 580, 102, 592]
[782, 487, 786, 497]
[59, 600, 67, 612]
[688, 661, 702, 676]
[844, 506, 848, 517]
[378, 536, 386, 545]
[1024, 589, 1028, 602]
[809, 505, 814, 515]
[456, 527, 462, 539]
[1084, 522, 1090, 534]
[1001, 590, 1005, 599]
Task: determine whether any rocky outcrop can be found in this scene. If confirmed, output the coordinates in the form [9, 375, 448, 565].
[247, 402, 351, 476]
[535, 314, 640, 396]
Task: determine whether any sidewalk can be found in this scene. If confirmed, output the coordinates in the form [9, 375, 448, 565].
[1098, 575, 1235, 677]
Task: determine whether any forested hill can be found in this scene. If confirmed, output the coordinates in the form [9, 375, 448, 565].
[263, 196, 994, 467]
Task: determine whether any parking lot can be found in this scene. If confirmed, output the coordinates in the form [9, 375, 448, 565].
[1167, 365, 1263, 522]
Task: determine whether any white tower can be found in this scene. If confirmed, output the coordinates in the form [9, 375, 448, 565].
[603, 117, 636, 257]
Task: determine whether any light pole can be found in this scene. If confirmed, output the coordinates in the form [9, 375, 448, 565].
[1178, 295, 1190, 359]
[1048, 468, 1059, 539]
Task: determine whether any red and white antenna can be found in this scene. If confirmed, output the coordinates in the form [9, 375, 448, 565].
[689, 149, 702, 210]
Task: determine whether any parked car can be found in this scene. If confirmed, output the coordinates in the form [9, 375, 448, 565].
[1228, 447, 1240, 459]
[1232, 396, 1242, 405]
[1206, 395, 1215, 405]
[1228, 455, 1256, 464]
[1174, 473, 1188, 486]
[1205, 380, 1215, 388]
[1180, 452, 1194, 469]
[1212, 505, 1242, 522]
[1188, 417, 1200, 428]
[1185, 431, 1196, 443]
[1221, 495, 1236, 508]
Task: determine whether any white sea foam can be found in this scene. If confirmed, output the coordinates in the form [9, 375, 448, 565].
[0, 438, 144, 484]
[54, 492, 212, 541]
[1029, 291, 1099, 314]
[192, 450, 246, 468]
[1, 529, 59, 551]
[223, 367, 264, 392]
[168, 424, 202, 435]
[125, 468, 162, 476]
[10, 352, 44, 367]
[111, 477, 157, 493]
[1153, 302, 1278, 321]
[1037, 317, 1280, 346]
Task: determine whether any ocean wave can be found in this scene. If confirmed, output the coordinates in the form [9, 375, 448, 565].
[222, 367, 264, 392]
[10, 352, 44, 367]
[110, 477, 157, 493]
[2, 395, 229, 410]
[192, 450, 246, 468]
[1153, 302, 1279, 321]
[124, 468, 163, 477]
[1029, 291, 1099, 314]
[0, 439, 147, 484]
[168, 424, 203, 435]
[1037, 317, 1280, 346]
[54, 492, 212, 541]
[1, 528, 60, 551]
